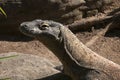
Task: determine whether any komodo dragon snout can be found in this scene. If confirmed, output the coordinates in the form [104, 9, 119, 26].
[20, 19, 120, 80]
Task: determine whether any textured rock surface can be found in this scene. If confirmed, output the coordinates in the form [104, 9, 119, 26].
[0, 52, 70, 80]
[0, 0, 114, 34]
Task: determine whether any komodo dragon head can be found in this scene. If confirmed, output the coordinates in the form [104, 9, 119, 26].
[20, 19, 62, 40]
[20, 19, 120, 80]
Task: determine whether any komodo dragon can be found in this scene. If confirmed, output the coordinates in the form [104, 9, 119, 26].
[19, 19, 120, 80]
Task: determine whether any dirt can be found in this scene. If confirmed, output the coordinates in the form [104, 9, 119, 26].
[0, 28, 119, 65]
[0, 35, 60, 65]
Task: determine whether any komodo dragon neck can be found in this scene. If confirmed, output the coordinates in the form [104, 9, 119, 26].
[60, 26, 120, 79]
[37, 25, 120, 79]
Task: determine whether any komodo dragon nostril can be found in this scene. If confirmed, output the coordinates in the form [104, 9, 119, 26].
[19, 24, 29, 33]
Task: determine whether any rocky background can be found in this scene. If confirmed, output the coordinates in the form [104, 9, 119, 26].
[0, 0, 119, 34]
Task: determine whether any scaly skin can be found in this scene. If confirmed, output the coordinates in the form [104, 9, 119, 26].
[19, 19, 120, 80]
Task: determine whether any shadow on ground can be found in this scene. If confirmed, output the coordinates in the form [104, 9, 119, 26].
[0, 35, 33, 42]
[36, 73, 72, 80]
[105, 29, 120, 37]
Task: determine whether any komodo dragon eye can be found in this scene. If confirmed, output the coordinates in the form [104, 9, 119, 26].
[38, 24, 49, 30]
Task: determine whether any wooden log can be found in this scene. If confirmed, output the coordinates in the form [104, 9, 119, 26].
[68, 12, 120, 31]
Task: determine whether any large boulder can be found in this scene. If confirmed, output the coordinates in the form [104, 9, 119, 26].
[0, 52, 70, 80]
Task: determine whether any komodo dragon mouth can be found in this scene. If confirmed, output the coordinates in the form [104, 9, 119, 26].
[19, 19, 120, 80]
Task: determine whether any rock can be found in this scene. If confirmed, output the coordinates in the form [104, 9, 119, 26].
[0, 52, 71, 80]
